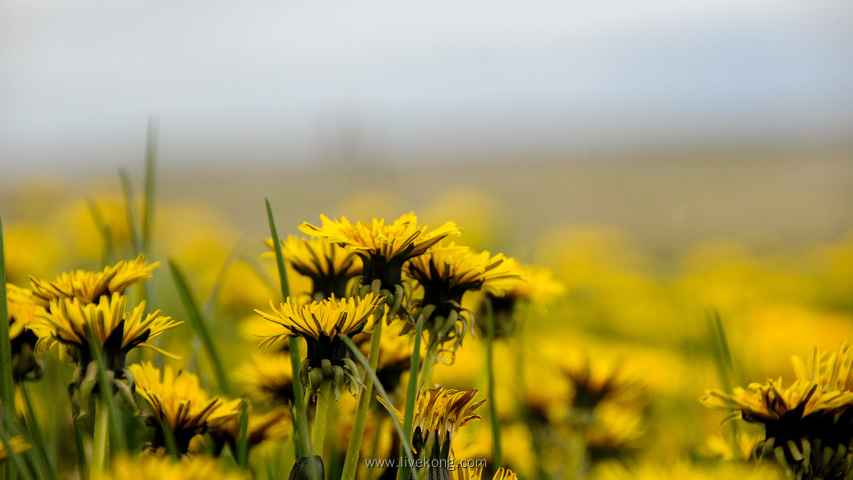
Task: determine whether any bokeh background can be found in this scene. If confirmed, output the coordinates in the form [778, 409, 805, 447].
[2, 1, 853, 476]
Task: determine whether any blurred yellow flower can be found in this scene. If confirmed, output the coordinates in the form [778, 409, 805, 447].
[130, 362, 242, 453]
[6, 284, 42, 340]
[233, 351, 295, 406]
[591, 459, 783, 480]
[209, 406, 291, 455]
[29, 255, 158, 306]
[2, 221, 62, 284]
[0, 436, 30, 463]
[32, 292, 180, 369]
[102, 454, 249, 480]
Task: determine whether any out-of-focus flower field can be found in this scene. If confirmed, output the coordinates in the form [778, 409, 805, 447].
[2, 158, 853, 480]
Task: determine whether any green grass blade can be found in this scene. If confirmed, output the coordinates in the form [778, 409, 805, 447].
[158, 416, 180, 459]
[141, 117, 158, 255]
[0, 426, 34, 480]
[83, 324, 126, 454]
[707, 309, 739, 448]
[484, 299, 502, 468]
[397, 314, 423, 480]
[19, 384, 56, 480]
[118, 168, 141, 257]
[0, 216, 18, 480]
[236, 399, 250, 468]
[72, 416, 89, 480]
[264, 199, 290, 300]
[339, 334, 419, 480]
[0, 216, 14, 433]
[264, 199, 311, 461]
[168, 259, 231, 395]
[340, 317, 383, 480]
[86, 201, 115, 265]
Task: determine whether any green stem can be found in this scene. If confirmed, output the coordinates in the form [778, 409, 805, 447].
[484, 300, 502, 468]
[0, 216, 14, 432]
[397, 316, 424, 480]
[341, 318, 384, 480]
[236, 400, 250, 468]
[19, 384, 56, 480]
[418, 347, 437, 390]
[264, 199, 311, 462]
[0, 216, 15, 480]
[338, 335, 418, 480]
[313, 380, 333, 458]
[91, 397, 109, 480]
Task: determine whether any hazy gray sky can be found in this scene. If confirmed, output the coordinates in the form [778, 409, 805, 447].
[1, 0, 852, 174]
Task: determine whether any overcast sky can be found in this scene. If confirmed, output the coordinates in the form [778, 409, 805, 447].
[1, 0, 852, 175]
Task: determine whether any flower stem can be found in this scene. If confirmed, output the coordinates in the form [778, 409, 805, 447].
[341, 318, 384, 480]
[397, 316, 424, 480]
[484, 299, 502, 468]
[419, 347, 438, 390]
[313, 380, 333, 459]
[91, 396, 110, 480]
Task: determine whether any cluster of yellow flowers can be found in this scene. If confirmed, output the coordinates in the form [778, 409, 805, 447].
[8, 193, 853, 480]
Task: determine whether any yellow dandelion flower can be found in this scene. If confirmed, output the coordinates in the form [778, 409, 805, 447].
[102, 454, 249, 480]
[233, 351, 295, 405]
[406, 242, 523, 352]
[255, 293, 382, 397]
[701, 379, 853, 424]
[479, 263, 564, 339]
[256, 293, 382, 347]
[792, 343, 853, 394]
[32, 293, 180, 370]
[702, 375, 853, 479]
[562, 355, 642, 412]
[585, 401, 645, 462]
[264, 236, 361, 299]
[450, 466, 517, 480]
[406, 242, 523, 302]
[496, 265, 565, 306]
[29, 255, 159, 306]
[299, 212, 461, 288]
[129, 362, 242, 453]
[381, 386, 484, 453]
[0, 436, 30, 463]
[6, 284, 42, 341]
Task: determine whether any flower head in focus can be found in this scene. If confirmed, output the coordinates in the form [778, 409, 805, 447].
[300, 213, 460, 291]
[405, 242, 522, 354]
[32, 292, 180, 371]
[264, 236, 361, 300]
[29, 255, 158, 306]
[255, 293, 383, 398]
[702, 345, 853, 479]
